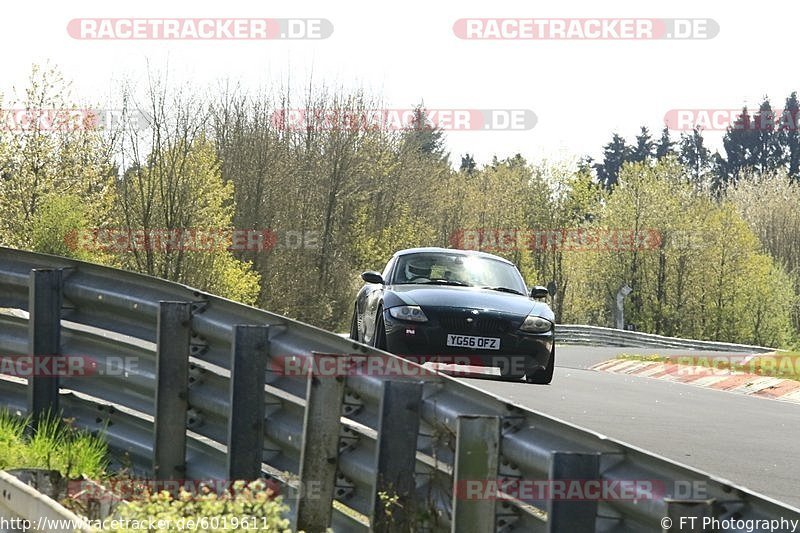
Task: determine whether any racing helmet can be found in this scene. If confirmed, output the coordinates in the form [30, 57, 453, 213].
[404, 256, 432, 280]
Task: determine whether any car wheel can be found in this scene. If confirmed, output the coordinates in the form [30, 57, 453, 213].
[371, 306, 388, 351]
[349, 306, 360, 341]
[526, 346, 555, 384]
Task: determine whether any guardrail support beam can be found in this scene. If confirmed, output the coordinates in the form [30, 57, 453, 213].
[27, 268, 63, 429]
[451, 415, 501, 533]
[227, 325, 270, 480]
[547, 452, 600, 532]
[153, 301, 192, 480]
[296, 353, 347, 532]
[370, 380, 423, 532]
[663, 499, 716, 532]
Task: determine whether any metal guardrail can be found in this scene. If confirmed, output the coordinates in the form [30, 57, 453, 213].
[0, 246, 797, 532]
[556, 325, 775, 353]
[0, 470, 91, 533]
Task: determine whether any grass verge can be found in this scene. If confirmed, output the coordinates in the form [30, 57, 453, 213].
[0, 408, 107, 478]
[616, 352, 800, 381]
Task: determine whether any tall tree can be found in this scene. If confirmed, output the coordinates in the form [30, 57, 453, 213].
[595, 133, 631, 189]
[0, 64, 115, 252]
[728, 172, 800, 332]
[113, 80, 261, 304]
[577, 155, 594, 174]
[631, 126, 655, 162]
[751, 98, 783, 174]
[402, 104, 447, 160]
[460, 153, 476, 174]
[716, 106, 756, 188]
[678, 127, 712, 186]
[654, 126, 675, 159]
[779, 92, 800, 181]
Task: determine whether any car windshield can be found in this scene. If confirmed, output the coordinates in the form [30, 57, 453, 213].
[392, 252, 527, 294]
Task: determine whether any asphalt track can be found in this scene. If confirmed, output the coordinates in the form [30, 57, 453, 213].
[462, 345, 800, 508]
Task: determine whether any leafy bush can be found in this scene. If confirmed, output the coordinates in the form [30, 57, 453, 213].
[103, 480, 293, 532]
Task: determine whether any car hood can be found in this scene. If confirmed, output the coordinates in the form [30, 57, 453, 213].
[386, 284, 554, 319]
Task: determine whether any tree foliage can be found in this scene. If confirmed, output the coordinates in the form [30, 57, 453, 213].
[1, 64, 799, 346]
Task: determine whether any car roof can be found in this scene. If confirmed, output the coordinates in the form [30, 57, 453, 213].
[392, 247, 515, 266]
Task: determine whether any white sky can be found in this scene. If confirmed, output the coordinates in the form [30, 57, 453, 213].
[1, 0, 795, 166]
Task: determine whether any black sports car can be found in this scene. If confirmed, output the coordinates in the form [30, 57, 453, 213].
[350, 247, 556, 384]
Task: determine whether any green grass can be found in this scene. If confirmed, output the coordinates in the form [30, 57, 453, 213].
[616, 353, 670, 363]
[0, 409, 108, 479]
[616, 353, 800, 381]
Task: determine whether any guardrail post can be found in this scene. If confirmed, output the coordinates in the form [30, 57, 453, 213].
[27, 268, 63, 430]
[227, 325, 270, 480]
[153, 302, 192, 481]
[451, 415, 501, 533]
[547, 452, 600, 532]
[663, 499, 716, 532]
[370, 380, 423, 532]
[296, 353, 347, 532]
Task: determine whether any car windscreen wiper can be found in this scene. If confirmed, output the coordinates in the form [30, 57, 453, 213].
[423, 279, 470, 286]
[481, 286, 525, 296]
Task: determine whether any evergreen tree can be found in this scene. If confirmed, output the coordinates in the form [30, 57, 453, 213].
[678, 127, 712, 185]
[752, 98, 782, 174]
[716, 107, 756, 187]
[577, 155, 594, 174]
[631, 126, 655, 162]
[595, 133, 631, 189]
[654, 126, 675, 159]
[460, 153, 476, 174]
[402, 104, 447, 159]
[504, 153, 527, 169]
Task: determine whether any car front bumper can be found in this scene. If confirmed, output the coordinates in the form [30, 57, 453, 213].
[383, 307, 554, 374]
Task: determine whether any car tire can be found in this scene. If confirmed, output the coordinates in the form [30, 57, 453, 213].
[371, 306, 388, 351]
[349, 306, 360, 341]
[526, 346, 555, 384]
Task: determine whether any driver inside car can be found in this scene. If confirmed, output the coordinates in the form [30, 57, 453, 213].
[403, 257, 433, 282]
[442, 265, 470, 285]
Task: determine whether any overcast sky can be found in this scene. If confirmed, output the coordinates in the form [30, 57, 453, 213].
[1, 0, 794, 167]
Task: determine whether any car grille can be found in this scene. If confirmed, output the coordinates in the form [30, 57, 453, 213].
[438, 313, 512, 334]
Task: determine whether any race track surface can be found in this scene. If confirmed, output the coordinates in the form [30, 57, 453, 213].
[462, 345, 800, 508]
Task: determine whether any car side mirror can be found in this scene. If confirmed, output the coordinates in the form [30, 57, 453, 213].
[361, 271, 384, 284]
[530, 285, 548, 299]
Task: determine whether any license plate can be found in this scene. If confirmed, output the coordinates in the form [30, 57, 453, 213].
[446, 334, 501, 350]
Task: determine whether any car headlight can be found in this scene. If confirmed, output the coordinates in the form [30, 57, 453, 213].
[389, 305, 428, 322]
[520, 315, 553, 333]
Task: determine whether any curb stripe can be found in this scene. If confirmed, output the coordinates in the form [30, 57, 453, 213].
[591, 358, 800, 404]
